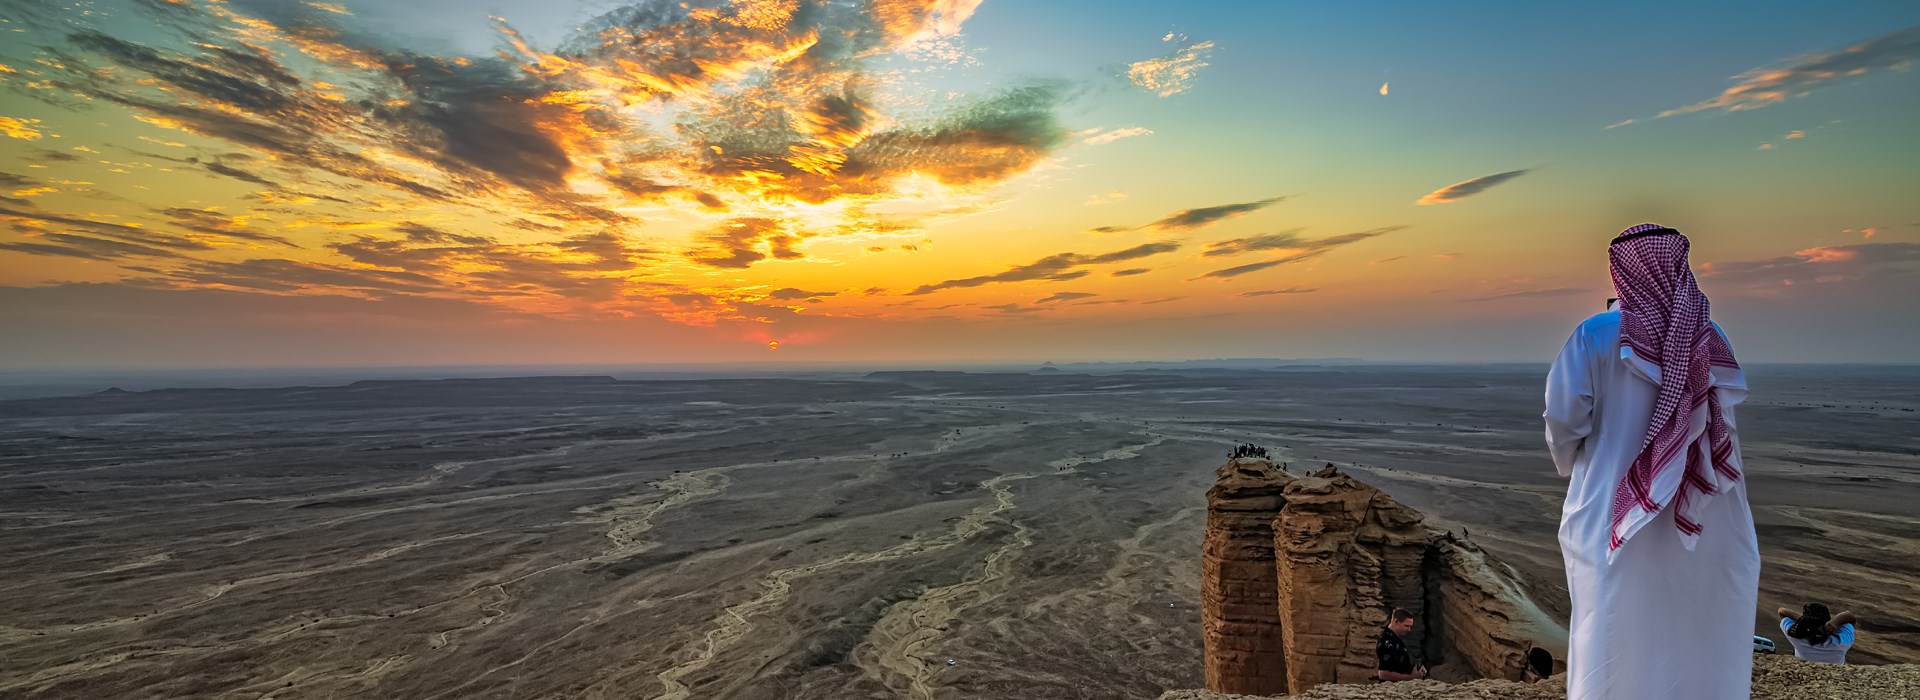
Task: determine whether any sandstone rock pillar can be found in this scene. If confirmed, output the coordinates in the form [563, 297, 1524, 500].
[1201, 457, 1293, 695]
[1272, 466, 1435, 693]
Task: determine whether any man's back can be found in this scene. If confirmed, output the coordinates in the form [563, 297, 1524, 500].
[1781, 620, 1855, 664]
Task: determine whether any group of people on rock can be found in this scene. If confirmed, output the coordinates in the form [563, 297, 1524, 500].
[1225, 443, 1269, 460]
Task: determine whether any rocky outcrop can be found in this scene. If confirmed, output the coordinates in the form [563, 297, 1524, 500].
[1429, 538, 1565, 683]
[1158, 654, 1920, 700]
[1272, 467, 1435, 690]
[1202, 461, 1567, 696]
[1202, 457, 1295, 696]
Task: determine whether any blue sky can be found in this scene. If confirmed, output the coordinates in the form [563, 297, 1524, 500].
[1, 1, 1916, 367]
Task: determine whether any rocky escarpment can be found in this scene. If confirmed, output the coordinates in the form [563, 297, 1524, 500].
[1202, 460, 1566, 696]
[1202, 457, 1294, 696]
[1159, 653, 1920, 700]
[1272, 466, 1437, 689]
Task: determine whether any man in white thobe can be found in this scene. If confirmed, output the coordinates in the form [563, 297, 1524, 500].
[1544, 224, 1760, 699]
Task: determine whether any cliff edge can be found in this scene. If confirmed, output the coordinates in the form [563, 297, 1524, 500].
[1203, 460, 1566, 695]
[1160, 653, 1920, 699]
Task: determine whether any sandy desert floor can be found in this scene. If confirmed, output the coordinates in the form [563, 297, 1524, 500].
[0, 365, 1913, 699]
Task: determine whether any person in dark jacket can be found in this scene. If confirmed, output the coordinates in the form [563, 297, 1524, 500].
[1377, 608, 1428, 681]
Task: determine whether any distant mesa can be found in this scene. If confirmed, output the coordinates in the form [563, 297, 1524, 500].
[862, 370, 970, 379]
[1035, 366, 1062, 374]
[344, 376, 618, 387]
[94, 387, 131, 395]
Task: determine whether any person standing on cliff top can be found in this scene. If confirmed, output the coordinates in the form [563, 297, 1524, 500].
[1544, 224, 1760, 699]
[1376, 608, 1428, 681]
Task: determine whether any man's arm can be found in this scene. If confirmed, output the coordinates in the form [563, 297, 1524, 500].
[1544, 327, 1595, 477]
[1829, 611, 1857, 632]
[1776, 606, 1796, 620]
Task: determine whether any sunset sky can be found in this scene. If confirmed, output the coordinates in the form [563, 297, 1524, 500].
[1, 1, 1916, 368]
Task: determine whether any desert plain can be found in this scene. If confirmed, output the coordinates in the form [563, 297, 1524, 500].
[0, 364, 1914, 699]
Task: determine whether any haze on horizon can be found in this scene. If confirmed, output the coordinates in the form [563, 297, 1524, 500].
[2, 1, 1917, 369]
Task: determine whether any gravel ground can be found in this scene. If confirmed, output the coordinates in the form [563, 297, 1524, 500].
[1160, 654, 1919, 700]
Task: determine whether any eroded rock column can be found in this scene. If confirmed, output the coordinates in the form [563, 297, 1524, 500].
[1272, 466, 1436, 693]
[1201, 457, 1293, 695]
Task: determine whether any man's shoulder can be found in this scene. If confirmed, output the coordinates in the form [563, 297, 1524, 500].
[1575, 310, 1622, 335]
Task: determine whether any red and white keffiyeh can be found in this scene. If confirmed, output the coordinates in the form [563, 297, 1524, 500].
[1606, 224, 1742, 561]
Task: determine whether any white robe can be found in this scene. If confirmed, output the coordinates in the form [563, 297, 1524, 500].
[1545, 310, 1760, 700]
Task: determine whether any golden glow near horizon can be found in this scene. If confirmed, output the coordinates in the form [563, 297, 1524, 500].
[1, 2, 1917, 365]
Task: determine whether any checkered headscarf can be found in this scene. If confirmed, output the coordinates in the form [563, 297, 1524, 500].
[1606, 224, 1741, 560]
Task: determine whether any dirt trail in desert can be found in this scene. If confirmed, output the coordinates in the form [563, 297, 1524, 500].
[850, 436, 1168, 700]
[563, 421, 1027, 700]
[643, 432, 1161, 700]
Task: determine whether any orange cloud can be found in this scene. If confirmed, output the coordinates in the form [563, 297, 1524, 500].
[1794, 246, 1857, 263]
[0, 116, 44, 140]
[0, 0, 1081, 332]
[1416, 169, 1531, 205]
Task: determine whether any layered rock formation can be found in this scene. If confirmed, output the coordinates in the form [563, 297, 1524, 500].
[1159, 654, 1920, 700]
[1201, 457, 1295, 696]
[1272, 467, 1436, 689]
[1201, 461, 1566, 696]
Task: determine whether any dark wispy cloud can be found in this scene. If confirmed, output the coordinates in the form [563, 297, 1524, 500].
[0, 233, 187, 261]
[162, 258, 444, 295]
[768, 287, 837, 301]
[1659, 25, 1920, 118]
[202, 159, 279, 187]
[1417, 170, 1531, 205]
[1085, 241, 1182, 264]
[1195, 259, 1287, 280]
[1463, 287, 1586, 302]
[1110, 267, 1150, 277]
[31, 149, 86, 164]
[0, 206, 214, 252]
[1149, 196, 1290, 230]
[157, 207, 297, 246]
[397, 222, 493, 246]
[1036, 291, 1096, 304]
[1193, 226, 1401, 279]
[686, 218, 800, 269]
[1241, 287, 1317, 297]
[0, 172, 40, 190]
[555, 231, 652, 271]
[910, 241, 1180, 294]
[985, 302, 1039, 314]
[1202, 226, 1403, 258]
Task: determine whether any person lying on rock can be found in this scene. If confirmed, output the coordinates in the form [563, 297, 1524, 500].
[1777, 602, 1858, 664]
[1376, 608, 1429, 681]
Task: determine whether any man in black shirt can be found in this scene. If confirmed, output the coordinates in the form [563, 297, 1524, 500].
[1377, 608, 1429, 681]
